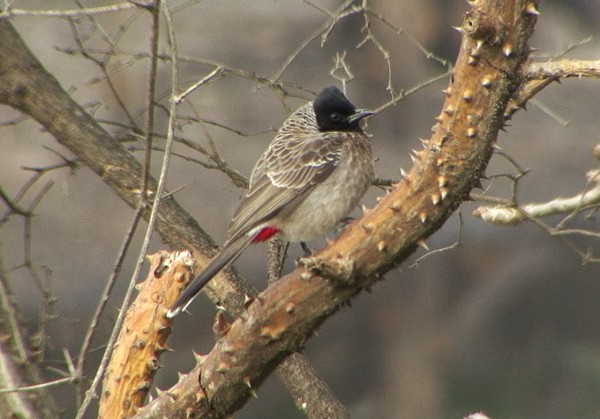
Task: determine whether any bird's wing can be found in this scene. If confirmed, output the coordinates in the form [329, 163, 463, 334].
[227, 132, 345, 241]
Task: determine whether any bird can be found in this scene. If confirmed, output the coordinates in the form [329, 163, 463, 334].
[167, 86, 374, 318]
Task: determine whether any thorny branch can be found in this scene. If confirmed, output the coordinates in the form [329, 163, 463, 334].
[1, 0, 599, 417]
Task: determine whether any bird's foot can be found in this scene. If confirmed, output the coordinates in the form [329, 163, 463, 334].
[300, 241, 313, 257]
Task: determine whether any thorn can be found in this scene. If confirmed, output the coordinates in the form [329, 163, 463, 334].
[467, 127, 478, 138]
[419, 212, 428, 223]
[195, 391, 206, 403]
[389, 202, 401, 212]
[508, 105, 520, 114]
[462, 91, 473, 102]
[492, 143, 503, 150]
[442, 88, 452, 97]
[474, 39, 484, 52]
[216, 362, 230, 374]
[411, 148, 423, 157]
[243, 376, 252, 388]
[525, 2, 540, 15]
[156, 344, 174, 354]
[361, 223, 375, 233]
[438, 176, 448, 187]
[452, 26, 464, 34]
[417, 239, 430, 251]
[440, 187, 449, 201]
[377, 241, 387, 252]
[285, 302, 296, 314]
[431, 194, 441, 205]
[410, 153, 418, 163]
[443, 106, 455, 116]
[192, 351, 206, 366]
[468, 55, 478, 66]
[503, 44, 514, 57]
[243, 293, 255, 309]
[213, 312, 231, 339]
[481, 77, 493, 88]
[400, 168, 408, 178]
[250, 389, 258, 398]
[260, 324, 284, 341]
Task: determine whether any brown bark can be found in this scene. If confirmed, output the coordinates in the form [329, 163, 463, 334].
[0, 16, 339, 419]
[0, 0, 540, 416]
[134, 0, 540, 417]
[99, 251, 195, 418]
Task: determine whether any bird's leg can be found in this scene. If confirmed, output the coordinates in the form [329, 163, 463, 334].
[339, 216, 355, 227]
[300, 241, 313, 257]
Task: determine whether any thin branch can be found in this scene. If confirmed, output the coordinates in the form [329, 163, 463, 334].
[473, 170, 600, 225]
[77, 1, 184, 416]
[272, 0, 354, 82]
[141, 1, 162, 202]
[0, 377, 73, 394]
[0, 185, 30, 216]
[526, 59, 600, 80]
[75, 207, 144, 405]
[0, 2, 139, 19]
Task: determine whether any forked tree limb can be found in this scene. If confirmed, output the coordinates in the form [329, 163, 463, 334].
[0, 14, 341, 419]
[0, 0, 542, 416]
[133, 0, 540, 417]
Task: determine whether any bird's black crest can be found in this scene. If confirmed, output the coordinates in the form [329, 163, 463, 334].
[313, 86, 365, 132]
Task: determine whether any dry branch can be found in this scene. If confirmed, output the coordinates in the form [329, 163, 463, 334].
[99, 251, 195, 418]
[135, 0, 540, 416]
[0, 0, 542, 416]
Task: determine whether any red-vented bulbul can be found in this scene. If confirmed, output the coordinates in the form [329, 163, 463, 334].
[167, 86, 374, 317]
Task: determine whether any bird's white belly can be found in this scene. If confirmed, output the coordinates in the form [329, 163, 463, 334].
[277, 151, 373, 242]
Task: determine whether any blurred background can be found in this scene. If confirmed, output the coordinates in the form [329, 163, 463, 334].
[1, 0, 599, 418]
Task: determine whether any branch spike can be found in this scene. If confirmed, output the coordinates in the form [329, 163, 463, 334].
[525, 2, 540, 15]
[417, 239, 430, 251]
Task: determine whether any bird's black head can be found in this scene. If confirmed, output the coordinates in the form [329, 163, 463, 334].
[313, 86, 373, 132]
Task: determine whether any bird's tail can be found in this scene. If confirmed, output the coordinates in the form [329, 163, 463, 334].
[166, 235, 253, 318]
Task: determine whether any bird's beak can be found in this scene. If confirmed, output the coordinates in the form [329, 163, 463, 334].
[347, 108, 375, 123]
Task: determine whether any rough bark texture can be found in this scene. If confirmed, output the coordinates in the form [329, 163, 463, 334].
[0, 0, 540, 417]
[99, 251, 195, 419]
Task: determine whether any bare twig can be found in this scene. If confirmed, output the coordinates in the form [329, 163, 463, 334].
[473, 170, 600, 225]
[0, 2, 139, 19]
[77, 1, 184, 417]
[75, 207, 144, 405]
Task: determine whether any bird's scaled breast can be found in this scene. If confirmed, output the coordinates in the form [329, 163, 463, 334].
[278, 136, 373, 242]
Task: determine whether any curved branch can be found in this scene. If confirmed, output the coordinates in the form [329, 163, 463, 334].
[135, 0, 540, 416]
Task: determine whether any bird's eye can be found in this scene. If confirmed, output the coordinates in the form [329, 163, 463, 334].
[329, 112, 341, 122]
